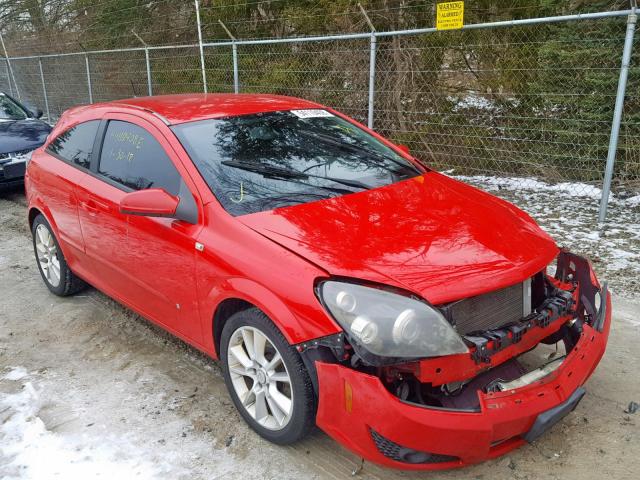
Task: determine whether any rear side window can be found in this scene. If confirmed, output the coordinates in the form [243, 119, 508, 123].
[47, 120, 100, 169]
[98, 120, 181, 195]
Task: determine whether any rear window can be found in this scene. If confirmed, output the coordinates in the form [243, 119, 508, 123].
[47, 120, 100, 169]
[172, 110, 422, 216]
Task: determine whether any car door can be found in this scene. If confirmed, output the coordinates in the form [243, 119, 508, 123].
[84, 114, 203, 342]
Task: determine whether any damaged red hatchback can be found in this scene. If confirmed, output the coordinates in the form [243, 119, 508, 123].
[25, 94, 611, 470]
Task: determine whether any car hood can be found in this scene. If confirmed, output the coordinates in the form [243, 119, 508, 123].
[238, 172, 558, 305]
[0, 119, 51, 155]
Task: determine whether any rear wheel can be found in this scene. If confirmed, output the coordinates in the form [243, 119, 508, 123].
[220, 308, 316, 445]
[32, 214, 85, 296]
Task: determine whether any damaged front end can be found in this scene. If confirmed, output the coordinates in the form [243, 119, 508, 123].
[300, 250, 611, 470]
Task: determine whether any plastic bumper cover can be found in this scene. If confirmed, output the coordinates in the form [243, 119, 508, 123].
[315, 293, 611, 470]
[0, 159, 26, 183]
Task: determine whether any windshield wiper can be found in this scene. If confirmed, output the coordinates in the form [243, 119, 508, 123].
[298, 130, 422, 174]
[221, 160, 369, 191]
[221, 160, 306, 179]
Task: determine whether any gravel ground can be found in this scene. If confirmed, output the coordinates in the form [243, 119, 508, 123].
[1, 187, 639, 480]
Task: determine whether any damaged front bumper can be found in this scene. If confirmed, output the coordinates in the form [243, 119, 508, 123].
[313, 254, 612, 470]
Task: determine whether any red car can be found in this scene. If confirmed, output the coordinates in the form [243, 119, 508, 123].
[25, 94, 611, 470]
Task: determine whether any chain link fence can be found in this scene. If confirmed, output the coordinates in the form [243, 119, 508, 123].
[2, 7, 638, 224]
[239, 39, 371, 123]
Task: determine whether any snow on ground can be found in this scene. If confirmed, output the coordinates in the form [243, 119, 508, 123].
[3, 367, 28, 381]
[452, 174, 640, 296]
[0, 369, 171, 480]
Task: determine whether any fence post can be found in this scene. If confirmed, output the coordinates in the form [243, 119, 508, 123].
[84, 53, 93, 103]
[218, 20, 239, 94]
[38, 57, 51, 121]
[367, 34, 377, 129]
[132, 31, 153, 97]
[359, 3, 377, 129]
[195, 0, 208, 93]
[3, 59, 12, 96]
[598, 8, 637, 223]
[0, 32, 20, 99]
[232, 43, 239, 93]
[145, 48, 153, 96]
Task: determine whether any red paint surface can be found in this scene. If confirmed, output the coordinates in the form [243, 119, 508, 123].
[113, 93, 325, 124]
[240, 171, 558, 305]
[24, 94, 608, 470]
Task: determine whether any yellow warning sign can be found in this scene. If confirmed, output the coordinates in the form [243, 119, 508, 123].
[436, 1, 464, 31]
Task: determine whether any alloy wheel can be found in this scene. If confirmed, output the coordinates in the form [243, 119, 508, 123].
[227, 326, 293, 430]
[35, 224, 61, 288]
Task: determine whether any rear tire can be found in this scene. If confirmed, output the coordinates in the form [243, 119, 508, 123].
[220, 307, 316, 445]
[32, 214, 86, 296]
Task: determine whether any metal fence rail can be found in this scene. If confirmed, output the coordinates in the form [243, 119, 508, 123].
[1, 4, 638, 224]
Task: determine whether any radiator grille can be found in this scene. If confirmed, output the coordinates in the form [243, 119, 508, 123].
[0, 149, 32, 161]
[443, 281, 530, 335]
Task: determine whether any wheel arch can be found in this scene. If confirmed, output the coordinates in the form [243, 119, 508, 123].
[28, 206, 44, 229]
[212, 297, 254, 357]
[27, 203, 77, 271]
[207, 276, 340, 358]
[27, 197, 59, 235]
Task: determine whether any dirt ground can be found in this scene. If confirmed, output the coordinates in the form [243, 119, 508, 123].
[1, 188, 639, 480]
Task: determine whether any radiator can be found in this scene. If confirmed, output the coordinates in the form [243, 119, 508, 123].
[441, 279, 532, 335]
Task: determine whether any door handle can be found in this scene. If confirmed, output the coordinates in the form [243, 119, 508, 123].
[81, 198, 111, 214]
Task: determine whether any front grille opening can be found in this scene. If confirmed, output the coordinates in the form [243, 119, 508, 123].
[370, 429, 459, 464]
[440, 274, 546, 335]
[0, 148, 33, 161]
[383, 340, 569, 411]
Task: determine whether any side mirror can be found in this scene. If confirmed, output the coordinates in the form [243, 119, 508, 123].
[397, 144, 410, 155]
[119, 189, 179, 218]
[22, 101, 43, 119]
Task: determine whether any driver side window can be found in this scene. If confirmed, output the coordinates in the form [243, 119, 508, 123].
[98, 120, 181, 195]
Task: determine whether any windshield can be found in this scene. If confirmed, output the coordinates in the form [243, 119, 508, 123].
[172, 109, 423, 216]
[0, 94, 28, 121]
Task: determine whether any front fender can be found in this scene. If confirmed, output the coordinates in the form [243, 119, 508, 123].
[202, 276, 341, 358]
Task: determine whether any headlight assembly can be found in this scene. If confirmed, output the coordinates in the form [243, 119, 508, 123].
[319, 281, 468, 361]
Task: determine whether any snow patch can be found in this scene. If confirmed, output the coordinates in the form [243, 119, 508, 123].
[0, 376, 165, 479]
[454, 175, 604, 199]
[449, 94, 497, 112]
[3, 367, 29, 381]
[623, 194, 640, 207]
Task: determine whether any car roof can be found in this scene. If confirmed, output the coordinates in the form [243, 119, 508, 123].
[107, 93, 324, 125]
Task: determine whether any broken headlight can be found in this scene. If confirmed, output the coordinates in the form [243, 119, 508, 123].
[319, 281, 468, 359]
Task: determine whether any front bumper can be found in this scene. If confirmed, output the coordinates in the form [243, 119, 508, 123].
[315, 292, 611, 470]
[0, 158, 27, 185]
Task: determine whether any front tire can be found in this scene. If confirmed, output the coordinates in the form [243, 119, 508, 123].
[32, 214, 85, 296]
[220, 308, 316, 445]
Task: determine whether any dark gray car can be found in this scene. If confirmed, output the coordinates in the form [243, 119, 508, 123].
[0, 92, 51, 190]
